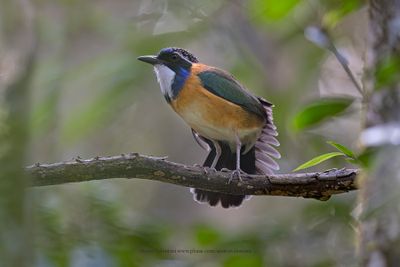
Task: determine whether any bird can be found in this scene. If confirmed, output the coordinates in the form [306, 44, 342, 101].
[138, 47, 280, 208]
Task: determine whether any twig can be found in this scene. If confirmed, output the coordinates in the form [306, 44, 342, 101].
[305, 26, 365, 97]
[27, 154, 359, 201]
[330, 45, 365, 96]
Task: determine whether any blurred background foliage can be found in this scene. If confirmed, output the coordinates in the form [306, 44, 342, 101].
[0, 0, 367, 266]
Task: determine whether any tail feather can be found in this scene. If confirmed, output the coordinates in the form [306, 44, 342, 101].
[259, 135, 280, 146]
[192, 142, 253, 208]
[255, 159, 274, 175]
[255, 151, 279, 170]
[191, 98, 280, 208]
[192, 187, 247, 208]
[255, 98, 281, 175]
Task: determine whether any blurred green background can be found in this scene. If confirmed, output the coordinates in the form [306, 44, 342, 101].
[0, 0, 365, 266]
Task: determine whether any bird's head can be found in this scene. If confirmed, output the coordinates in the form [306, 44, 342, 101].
[138, 47, 199, 101]
[138, 47, 198, 73]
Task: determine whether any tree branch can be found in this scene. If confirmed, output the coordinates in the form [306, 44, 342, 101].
[27, 154, 358, 200]
[357, 0, 400, 264]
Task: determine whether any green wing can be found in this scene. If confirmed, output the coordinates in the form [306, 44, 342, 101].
[198, 69, 265, 117]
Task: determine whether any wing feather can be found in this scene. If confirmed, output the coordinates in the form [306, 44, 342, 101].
[197, 69, 265, 118]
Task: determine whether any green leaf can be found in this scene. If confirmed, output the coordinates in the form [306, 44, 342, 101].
[293, 97, 353, 131]
[194, 224, 221, 247]
[375, 56, 400, 89]
[224, 255, 263, 267]
[250, 0, 300, 21]
[323, 0, 363, 28]
[293, 152, 345, 172]
[327, 141, 356, 159]
[357, 147, 378, 169]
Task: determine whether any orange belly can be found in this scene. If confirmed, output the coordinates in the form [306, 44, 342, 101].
[170, 68, 264, 147]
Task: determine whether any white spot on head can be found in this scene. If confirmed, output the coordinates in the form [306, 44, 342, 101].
[153, 64, 175, 99]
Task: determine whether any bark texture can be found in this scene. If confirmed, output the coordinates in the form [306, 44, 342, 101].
[358, 1, 400, 265]
[27, 154, 358, 200]
[0, 0, 37, 265]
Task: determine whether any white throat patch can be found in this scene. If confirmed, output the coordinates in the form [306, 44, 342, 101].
[153, 64, 175, 99]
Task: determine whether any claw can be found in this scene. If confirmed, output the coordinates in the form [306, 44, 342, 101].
[228, 169, 244, 184]
[220, 168, 231, 172]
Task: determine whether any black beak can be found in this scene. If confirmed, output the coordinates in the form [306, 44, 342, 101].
[137, 55, 160, 65]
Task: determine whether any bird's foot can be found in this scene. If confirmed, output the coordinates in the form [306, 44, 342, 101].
[203, 167, 217, 175]
[228, 169, 245, 184]
[220, 168, 231, 172]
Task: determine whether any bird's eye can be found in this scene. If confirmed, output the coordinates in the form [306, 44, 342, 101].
[171, 54, 178, 61]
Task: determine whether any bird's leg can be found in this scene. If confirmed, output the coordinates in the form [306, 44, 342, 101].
[228, 134, 243, 184]
[203, 141, 221, 175]
[210, 141, 221, 169]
